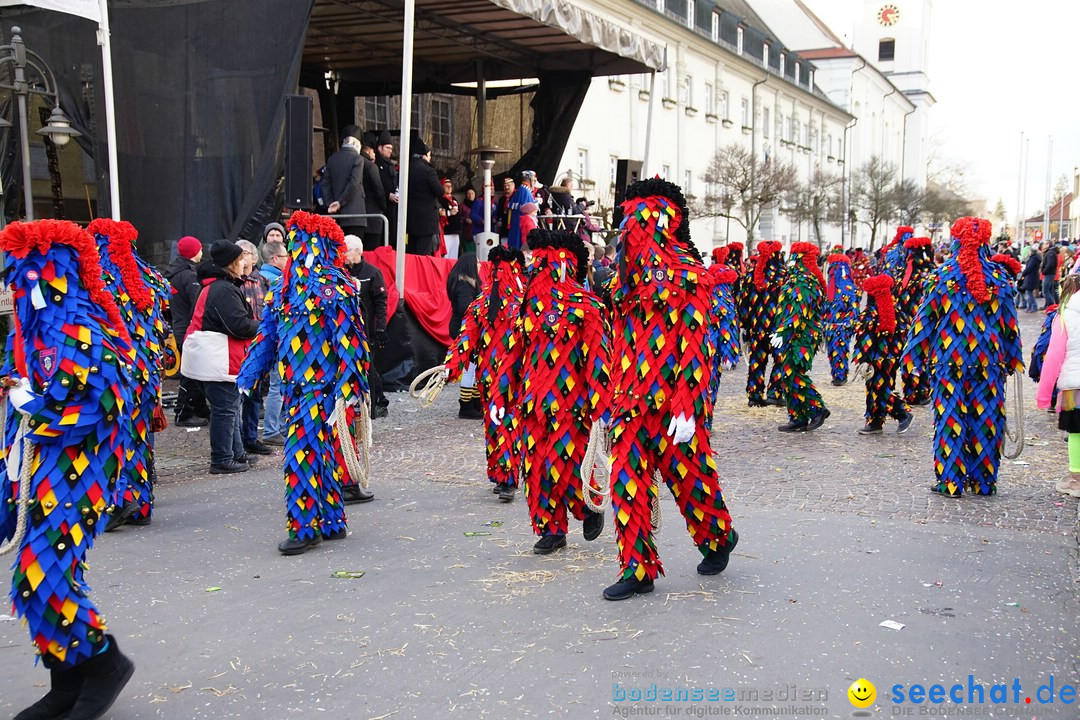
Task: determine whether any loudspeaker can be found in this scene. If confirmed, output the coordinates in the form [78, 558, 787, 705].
[614, 159, 643, 201]
[284, 94, 313, 210]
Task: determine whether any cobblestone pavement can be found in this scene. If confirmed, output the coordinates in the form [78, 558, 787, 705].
[3, 306, 1076, 720]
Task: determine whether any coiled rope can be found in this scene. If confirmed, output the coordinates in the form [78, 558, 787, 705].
[409, 365, 447, 408]
[331, 395, 371, 490]
[0, 406, 33, 557]
[1002, 370, 1025, 460]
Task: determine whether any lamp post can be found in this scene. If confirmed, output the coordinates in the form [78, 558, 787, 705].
[0, 26, 81, 222]
[467, 145, 508, 261]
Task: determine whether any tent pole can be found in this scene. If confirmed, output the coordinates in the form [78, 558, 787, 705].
[97, 0, 121, 219]
[395, 0, 415, 297]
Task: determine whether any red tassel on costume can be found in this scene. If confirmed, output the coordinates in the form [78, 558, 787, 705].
[863, 274, 896, 333]
[790, 241, 825, 289]
[991, 253, 1022, 277]
[88, 218, 153, 312]
[953, 217, 992, 303]
[904, 236, 932, 250]
[753, 241, 782, 290]
[288, 211, 347, 267]
[711, 246, 730, 266]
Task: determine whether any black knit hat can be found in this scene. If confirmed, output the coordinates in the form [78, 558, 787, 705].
[411, 130, 429, 156]
[362, 131, 378, 149]
[376, 129, 393, 147]
[210, 239, 243, 268]
[341, 124, 363, 143]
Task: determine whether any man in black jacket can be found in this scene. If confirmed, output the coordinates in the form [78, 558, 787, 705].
[374, 129, 399, 244]
[164, 235, 209, 426]
[344, 235, 390, 418]
[406, 134, 444, 255]
[323, 125, 367, 239]
[361, 131, 388, 251]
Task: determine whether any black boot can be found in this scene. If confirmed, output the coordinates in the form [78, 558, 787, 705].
[747, 397, 768, 408]
[697, 529, 739, 575]
[582, 508, 605, 541]
[342, 485, 374, 504]
[65, 636, 135, 720]
[103, 500, 139, 533]
[805, 409, 830, 431]
[603, 575, 655, 601]
[532, 534, 566, 554]
[14, 656, 82, 720]
[278, 534, 323, 556]
[777, 419, 808, 432]
[498, 483, 516, 503]
[458, 400, 484, 419]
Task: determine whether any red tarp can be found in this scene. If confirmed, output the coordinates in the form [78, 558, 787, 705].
[365, 247, 457, 348]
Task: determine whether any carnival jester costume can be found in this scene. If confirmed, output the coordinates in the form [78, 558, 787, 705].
[881, 225, 914, 278]
[739, 240, 785, 407]
[602, 178, 737, 601]
[237, 212, 369, 554]
[822, 250, 858, 385]
[492, 230, 608, 554]
[851, 274, 913, 435]
[1028, 302, 1058, 407]
[773, 242, 829, 432]
[902, 217, 1023, 497]
[88, 218, 170, 528]
[706, 246, 741, 404]
[894, 236, 936, 406]
[1, 220, 136, 720]
[443, 247, 526, 501]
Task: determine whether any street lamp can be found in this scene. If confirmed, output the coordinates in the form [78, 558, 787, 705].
[467, 145, 508, 261]
[0, 26, 82, 221]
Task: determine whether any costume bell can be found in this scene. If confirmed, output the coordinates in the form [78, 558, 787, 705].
[443, 247, 526, 502]
[773, 242, 829, 432]
[1, 220, 136, 720]
[603, 178, 737, 601]
[902, 217, 1023, 497]
[237, 212, 370, 554]
[893, 236, 936, 406]
[739, 240, 785, 407]
[851, 274, 914, 435]
[89, 218, 170, 529]
[822, 250, 858, 386]
[493, 230, 609, 554]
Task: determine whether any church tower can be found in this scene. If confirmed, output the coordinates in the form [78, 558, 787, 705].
[852, 0, 935, 188]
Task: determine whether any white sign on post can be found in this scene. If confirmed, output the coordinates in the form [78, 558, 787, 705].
[0, 0, 99, 22]
[0, 283, 12, 316]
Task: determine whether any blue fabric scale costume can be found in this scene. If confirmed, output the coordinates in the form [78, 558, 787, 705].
[237, 212, 370, 555]
[1029, 303, 1058, 406]
[822, 251, 858, 385]
[89, 218, 170, 529]
[901, 217, 1024, 497]
[706, 246, 741, 405]
[1, 220, 137, 720]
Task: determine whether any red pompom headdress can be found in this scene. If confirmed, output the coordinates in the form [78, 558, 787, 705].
[952, 216, 993, 303]
[753, 240, 782, 290]
[991, 253, 1022, 277]
[825, 253, 850, 301]
[88, 217, 153, 312]
[714, 267, 737, 285]
[884, 225, 914, 254]
[789, 241, 825, 289]
[904, 236, 932, 250]
[711, 246, 730, 266]
[863, 274, 896, 333]
[288, 210, 347, 268]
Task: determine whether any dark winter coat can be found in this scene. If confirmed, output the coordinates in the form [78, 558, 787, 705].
[163, 255, 202, 343]
[346, 260, 388, 335]
[322, 146, 367, 229]
[1021, 251, 1042, 292]
[1041, 247, 1060, 278]
[406, 155, 444, 237]
[363, 155, 386, 219]
[195, 263, 261, 340]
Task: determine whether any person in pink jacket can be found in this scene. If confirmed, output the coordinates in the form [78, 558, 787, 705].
[1036, 273, 1080, 496]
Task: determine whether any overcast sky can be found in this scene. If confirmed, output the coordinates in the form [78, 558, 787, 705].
[803, 0, 1079, 225]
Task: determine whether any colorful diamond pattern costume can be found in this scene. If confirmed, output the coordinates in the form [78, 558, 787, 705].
[852, 274, 909, 428]
[823, 252, 858, 384]
[775, 242, 827, 425]
[739, 241, 785, 404]
[893, 236, 936, 406]
[706, 247, 741, 405]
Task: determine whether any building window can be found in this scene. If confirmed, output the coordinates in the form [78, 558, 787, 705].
[577, 148, 589, 181]
[704, 83, 713, 114]
[364, 96, 388, 127]
[762, 42, 769, 67]
[879, 38, 895, 61]
[682, 74, 693, 106]
[684, 169, 692, 194]
[802, 122, 810, 147]
[664, 67, 673, 99]
[784, 115, 792, 141]
[763, 107, 770, 137]
[662, 164, 671, 180]
[719, 90, 729, 119]
[711, 11, 719, 41]
[794, 63, 800, 85]
[808, 70, 815, 92]
[736, 26, 743, 55]
[411, 94, 423, 133]
[609, 155, 618, 188]
[740, 97, 749, 126]
[792, 118, 800, 143]
[687, 0, 695, 28]
[431, 97, 452, 153]
[827, 134, 833, 156]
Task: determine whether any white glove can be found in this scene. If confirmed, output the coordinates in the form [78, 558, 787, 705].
[489, 403, 505, 423]
[345, 394, 360, 408]
[770, 333, 784, 349]
[666, 414, 695, 444]
[9, 377, 36, 416]
[238, 387, 251, 398]
[440, 365, 450, 381]
[858, 363, 874, 378]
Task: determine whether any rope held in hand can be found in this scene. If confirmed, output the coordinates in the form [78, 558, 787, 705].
[1002, 370, 1025, 460]
[409, 366, 447, 408]
[0, 409, 33, 557]
[332, 396, 372, 490]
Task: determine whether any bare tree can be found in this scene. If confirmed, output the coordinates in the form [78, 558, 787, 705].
[784, 169, 844, 249]
[696, 143, 798, 244]
[851, 156, 897, 250]
[1052, 174, 1070, 205]
[891, 178, 926, 226]
[924, 183, 973, 241]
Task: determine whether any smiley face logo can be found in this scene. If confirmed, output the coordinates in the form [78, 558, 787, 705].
[848, 679, 876, 709]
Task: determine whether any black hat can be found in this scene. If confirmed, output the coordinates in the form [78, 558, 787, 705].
[362, 130, 378, 149]
[210, 239, 243, 268]
[341, 124, 363, 143]
[411, 130, 429, 156]
[376, 129, 393, 147]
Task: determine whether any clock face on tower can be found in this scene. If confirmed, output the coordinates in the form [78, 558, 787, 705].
[878, 4, 899, 26]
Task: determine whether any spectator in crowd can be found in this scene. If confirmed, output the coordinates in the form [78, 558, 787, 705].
[470, 181, 497, 242]
[446, 252, 483, 418]
[1042, 244, 1061, 308]
[460, 186, 477, 254]
[235, 239, 272, 456]
[507, 171, 536, 250]
[1020, 242, 1043, 313]
[497, 176, 515, 239]
[438, 178, 462, 258]
[183, 240, 261, 474]
[360, 131, 387, 251]
[405, 134, 444, 255]
[258, 225, 289, 445]
[374, 129, 399, 242]
[323, 125, 368, 240]
[593, 242, 614, 287]
[518, 201, 539, 248]
[165, 234, 210, 426]
[344, 234, 390, 418]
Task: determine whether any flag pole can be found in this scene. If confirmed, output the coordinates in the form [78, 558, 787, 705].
[97, 0, 120, 219]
